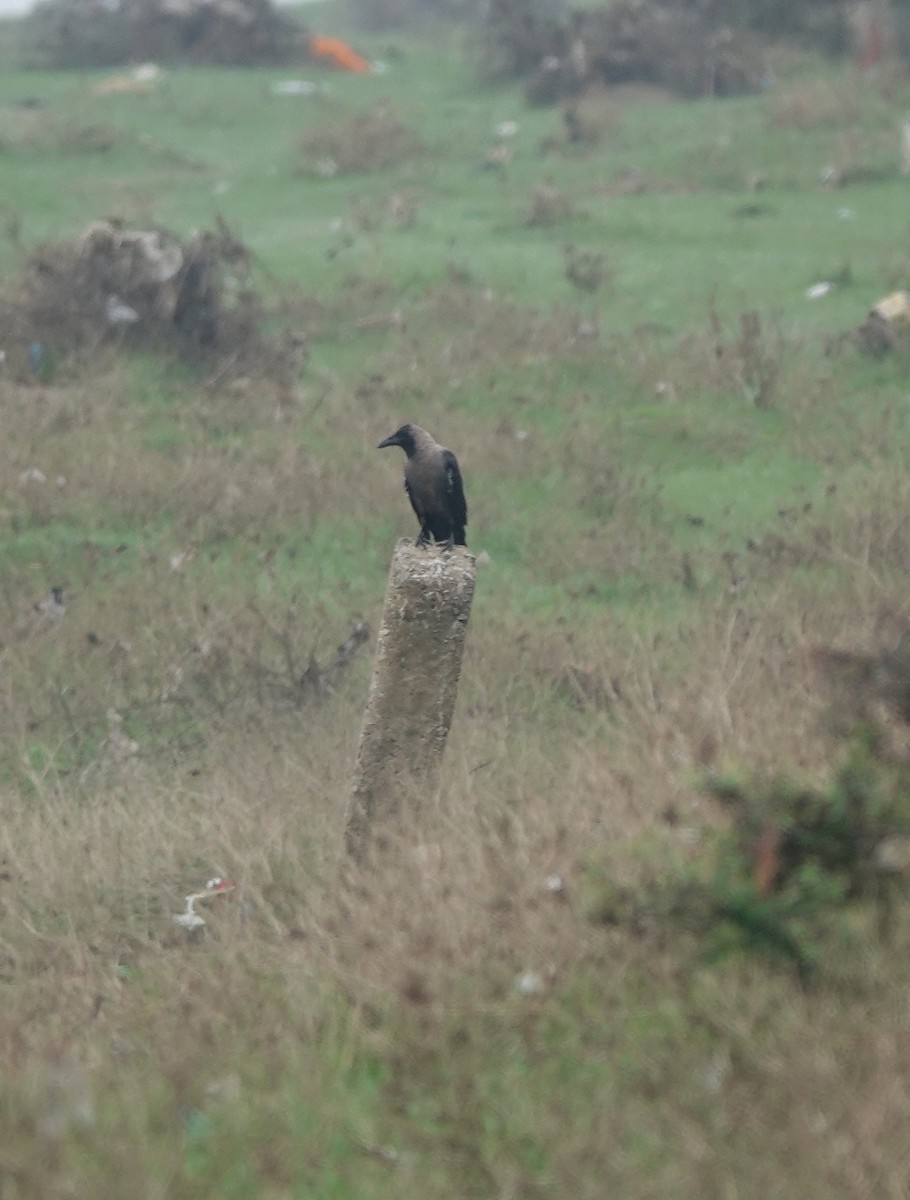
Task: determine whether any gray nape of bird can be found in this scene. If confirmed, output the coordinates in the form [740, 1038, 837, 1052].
[377, 423, 468, 548]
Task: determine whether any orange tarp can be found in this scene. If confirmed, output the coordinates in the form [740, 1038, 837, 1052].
[309, 34, 371, 73]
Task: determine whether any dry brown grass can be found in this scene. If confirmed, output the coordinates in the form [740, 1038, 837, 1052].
[4, 269, 910, 1195]
[297, 103, 426, 177]
[768, 76, 863, 130]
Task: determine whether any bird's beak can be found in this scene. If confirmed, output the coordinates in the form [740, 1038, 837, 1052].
[377, 434, 399, 449]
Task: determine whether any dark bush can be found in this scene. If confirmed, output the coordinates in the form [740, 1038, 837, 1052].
[345, 0, 483, 30]
[21, 0, 310, 68]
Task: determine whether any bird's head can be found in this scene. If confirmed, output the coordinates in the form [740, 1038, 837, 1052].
[377, 424, 419, 456]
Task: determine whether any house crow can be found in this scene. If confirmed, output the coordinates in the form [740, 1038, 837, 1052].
[378, 423, 467, 548]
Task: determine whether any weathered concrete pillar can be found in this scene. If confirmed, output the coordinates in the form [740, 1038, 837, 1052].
[346, 539, 476, 858]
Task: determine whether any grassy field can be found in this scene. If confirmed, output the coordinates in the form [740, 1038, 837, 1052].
[3, 4, 910, 1196]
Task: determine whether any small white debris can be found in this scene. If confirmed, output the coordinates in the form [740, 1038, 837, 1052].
[19, 467, 46, 484]
[371, 60, 389, 75]
[173, 909, 206, 932]
[329, 217, 344, 233]
[515, 970, 543, 997]
[173, 877, 236, 934]
[836, 207, 855, 220]
[495, 120, 519, 139]
[474, 550, 492, 568]
[701, 1050, 731, 1095]
[169, 546, 195, 572]
[131, 62, 162, 83]
[37, 588, 66, 619]
[105, 295, 140, 325]
[514, 428, 529, 442]
[271, 79, 319, 97]
[544, 873, 565, 895]
[806, 281, 833, 300]
[0, 350, 6, 364]
[212, 180, 231, 196]
[315, 158, 339, 178]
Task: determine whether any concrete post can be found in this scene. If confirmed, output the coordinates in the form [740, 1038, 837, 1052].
[346, 539, 476, 857]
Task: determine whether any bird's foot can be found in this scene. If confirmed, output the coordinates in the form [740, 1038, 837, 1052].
[441, 536, 455, 552]
[415, 532, 430, 549]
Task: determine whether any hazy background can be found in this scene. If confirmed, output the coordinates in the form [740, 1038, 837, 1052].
[0, 0, 322, 14]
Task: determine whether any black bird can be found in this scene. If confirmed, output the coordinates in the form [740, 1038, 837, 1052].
[378, 423, 467, 548]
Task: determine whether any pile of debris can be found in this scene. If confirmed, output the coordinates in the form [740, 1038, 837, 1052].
[484, 0, 766, 102]
[0, 218, 306, 386]
[23, 0, 310, 68]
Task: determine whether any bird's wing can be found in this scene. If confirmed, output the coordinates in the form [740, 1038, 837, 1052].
[442, 450, 467, 530]
[404, 477, 425, 524]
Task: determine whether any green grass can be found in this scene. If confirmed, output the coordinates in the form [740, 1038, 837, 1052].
[3, 8, 910, 1197]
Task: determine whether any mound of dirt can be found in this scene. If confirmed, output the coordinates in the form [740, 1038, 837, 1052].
[0, 218, 307, 387]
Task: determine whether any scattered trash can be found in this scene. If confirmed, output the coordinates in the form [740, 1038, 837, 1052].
[854, 290, 910, 356]
[105, 295, 141, 326]
[169, 546, 196, 572]
[99, 709, 140, 763]
[514, 970, 544, 996]
[172, 876, 236, 934]
[495, 119, 519, 138]
[88, 63, 162, 95]
[701, 1049, 731, 1095]
[27, 341, 45, 376]
[36, 587, 66, 620]
[271, 79, 321, 96]
[870, 290, 910, 333]
[9, 586, 66, 641]
[356, 1141, 401, 1164]
[308, 33, 371, 73]
[806, 281, 833, 300]
[90, 75, 159, 96]
[544, 873, 565, 894]
[132, 62, 162, 83]
[19, 466, 47, 484]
